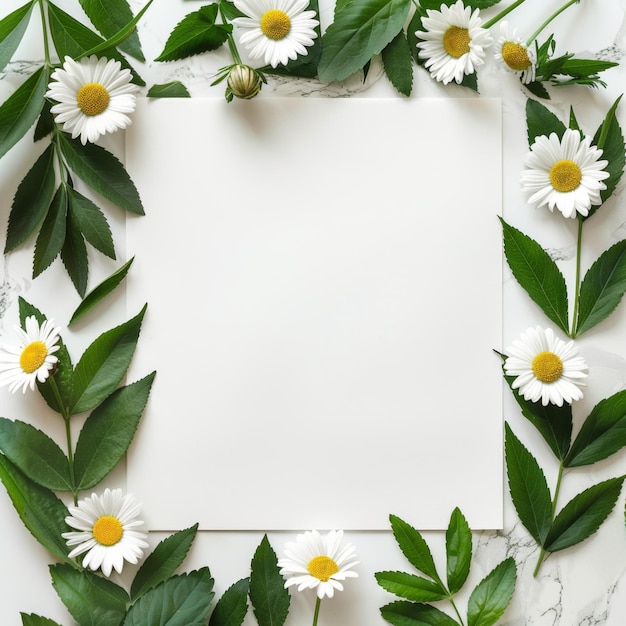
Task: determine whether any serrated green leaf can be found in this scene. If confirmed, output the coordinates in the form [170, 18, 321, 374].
[61, 203, 89, 296]
[380, 601, 460, 625]
[146, 81, 191, 98]
[525, 80, 550, 100]
[0, 3, 34, 75]
[5, 144, 56, 252]
[375, 571, 447, 602]
[467, 558, 516, 626]
[20, 614, 63, 626]
[58, 133, 144, 215]
[445, 507, 471, 594]
[576, 240, 626, 335]
[0, 64, 48, 160]
[500, 218, 569, 334]
[406, 8, 422, 64]
[34, 98, 55, 141]
[33, 185, 68, 278]
[69, 304, 147, 415]
[0, 418, 72, 491]
[525, 98, 566, 146]
[131, 523, 199, 601]
[544, 476, 625, 552]
[382, 31, 413, 96]
[50, 564, 129, 626]
[504, 423, 553, 545]
[249, 535, 290, 626]
[318, 0, 411, 83]
[67, 187, 115, 259]
[74, 372, 155, 490]
[69, 256, 134, 325]
[209, 578, 250, 626]
[0, 455, 71, 563]
[123, 568, 215, 626]
[389, 514, 439, 581]
[155, 5, 231, 62]
[78, 0, 145, 60]
[565, 391, 626, 467]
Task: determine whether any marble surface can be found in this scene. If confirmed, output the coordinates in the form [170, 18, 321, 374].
[1, 0, 626, 624]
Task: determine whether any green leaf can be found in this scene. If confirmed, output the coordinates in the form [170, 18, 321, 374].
[544, 476, 625, 552]
[155, 5, 231, 62]
[34, 98, 55, 141]
[445, 507, 471, 594]
[67, 187, 115, 259]
[525, 80, 550, 100]
[249, 535, 290, 626]
[37, 342, 74, 414]
[502, 369, 572, 460]
[21, 614, 63, 626]
[33, 185, 68, 278]
[58, 133, 144, 215]
[74, 372, 156, 490]
[318, 0, 411, 83]
[50, 564, 129, 626]
[0, 64, 48, 161]
[78, 0, 145, 60]
[146, 81, 191, 98]
[467, 558, 516, 626]
[61, 204, 89, 296]
[576, 240, 626, 335]
[375, 571, 447, 602]
[209, 578, 250, 626]
[69, 304, 147, 414]
[0, 3, 34, 75]
[389, 514, 439, 581]
[565, 391, 626, 467]
[69, 257, 134, 325]
[0, 455, 70, 563]
[123, 568, 215, 626]
[131, 523, 199, 601]
[382, 31, 413, 97]
[380, 601, 460, 626]
[5, 144, 56, 252]
[504, 423, 553, 545]
[406, 8, 422, 64]
[525, 98, 566, 146]
[0, 418, 72, 491]
[500, 218, 569, 334]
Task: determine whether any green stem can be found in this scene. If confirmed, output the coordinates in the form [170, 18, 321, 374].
[483, 0, 529, 29]
[311, 597, 322, 626]
[449, 596, 466, 626]
[570, 216, 584, 338]
[218, 1, 243, 65]
[526, 0, 580, 46]
[37, 0, 52, 67]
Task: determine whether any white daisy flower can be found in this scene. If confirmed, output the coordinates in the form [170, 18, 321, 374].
[233, 0, 319, 68]
[504, 326, 588, 407]
[63, 488, 148, 577]
[0, 316, 61, 394]
[415, 0, 493, 85]
[521, 128, 610, 218]
[494, 21, 536, 84]
[278, 529, 359, 599]
[46, 55, 139, 145]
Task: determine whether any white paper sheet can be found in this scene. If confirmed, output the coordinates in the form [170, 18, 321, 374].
[125, 97, 503, 530]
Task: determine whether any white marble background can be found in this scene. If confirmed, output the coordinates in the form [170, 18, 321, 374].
[1, 0, 626, 624]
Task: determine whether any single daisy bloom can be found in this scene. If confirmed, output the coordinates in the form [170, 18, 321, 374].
[233, 0, 319, 69]
[415, 0, 493, 85]
[63, 488, 148, 577]
[521, 128, 610, 218]
[494, 22, 536, 84]
[0, 316, 61, 394]
[504, 326, 588, 407]
[278, 529, 359, 599]
[46, 55, 139, 145]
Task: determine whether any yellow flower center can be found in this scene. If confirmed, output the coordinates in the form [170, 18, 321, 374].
[502, 41, 531, 71]
[307, 555, 339, 582]
[443, 26, 471, 58]
[531, 351, 563, 383]
[549, 159, 582, 192]
[92, 515, 123, 546]
[76, 83, 110, 116]
[19, 341, 48, 374]
[260, 9, 291, 40]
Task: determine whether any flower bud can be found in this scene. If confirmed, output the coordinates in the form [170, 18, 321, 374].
[227, 65, 263, 100]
